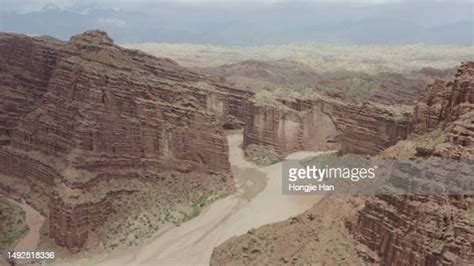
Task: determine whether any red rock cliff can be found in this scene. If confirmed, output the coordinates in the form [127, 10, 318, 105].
[411, 62, 474, 134]
[243, 97, 410, 157]
[349, 62, 474, 265]
[0, 30, 244, 251]
[0, 34, 65, 146]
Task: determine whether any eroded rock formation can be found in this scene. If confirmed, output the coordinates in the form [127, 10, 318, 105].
[410, 62, 474, 159]
[0, 30, 248, 251]
[243, 96, 410, 157]
[211, 62, 474, 265]
[243, 100, 341, 155]
[349, 62, 474, 265]
[242, 62, 473, 159]
[349, 194, 473, 265]
[411, 63, 474, 134]
[0, 34, 65, 146]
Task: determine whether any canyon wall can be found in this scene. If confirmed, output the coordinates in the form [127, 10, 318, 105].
[243, 97, 410, 157]
[0, 34, 65, 145]
[48, 192, 114, 251]
[350, 194, 473, 265]
[211, 62, 473, 265]
[241, 63, 472, 158]
[410, 61, 474, 159]
[411, 62, 473, 134]
[243, 100, 340, 155]
[349, 62, 474, 265]
[0, 30, 245, 251]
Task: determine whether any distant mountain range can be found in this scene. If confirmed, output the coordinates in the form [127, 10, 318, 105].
[1, 1, 472, 45]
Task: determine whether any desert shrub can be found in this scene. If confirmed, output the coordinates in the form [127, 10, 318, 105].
[0, 197, 29, 249]
[244, 144, 280, 166]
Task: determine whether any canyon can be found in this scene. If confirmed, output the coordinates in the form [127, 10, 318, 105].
[199, 59, 448, 158]
[211, 62, 474, 265]
[89, 134, 325, 265]
[0, 28, 472, 265]
[0, 30, 249, 252]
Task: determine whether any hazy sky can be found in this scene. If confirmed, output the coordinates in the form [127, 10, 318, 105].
[1, 0, 472, 44]
[2, 0, 473, 12]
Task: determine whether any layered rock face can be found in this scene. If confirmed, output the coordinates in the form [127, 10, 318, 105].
[350, 194, 473, 265]
[242, 63, 472, 158]
[0, 30, 245, 251]
[243, 97, 410, 157]
[444, 112, 474, 159]
[48, 191, 114, 249]
[411, 61, 474, 159]
[212, 62, 473, 266]
[335, 103, 410, 155]
[243, 100, 341, 156]
[212, 60, 459, 158]
[9, 31, 231, 173]
[349, 62, 474, 265]
[0, 35, 65, 146]
[411, 62, 474, 134]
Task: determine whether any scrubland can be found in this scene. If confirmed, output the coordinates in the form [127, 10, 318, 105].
[124, 43, 474, 73]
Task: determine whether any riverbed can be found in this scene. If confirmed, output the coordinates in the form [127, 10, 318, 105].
[82, 134, 324, 265]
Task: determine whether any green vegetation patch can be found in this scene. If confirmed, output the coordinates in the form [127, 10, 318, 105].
[416, 128, 447, 146]
[466, 208, 474, 220]
[244, 144, 281, 166]
[95, 171, 232, 251]
[432, 239, 447, 253]
[0, 197, 29, 249]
